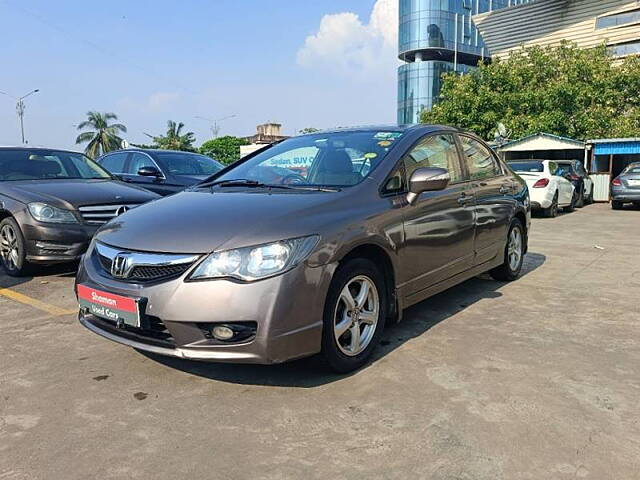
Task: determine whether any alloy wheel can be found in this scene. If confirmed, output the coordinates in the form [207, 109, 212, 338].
[0, 224, 20, 271]
[507, 226, 523, 271]
[333, 275, 379, 356]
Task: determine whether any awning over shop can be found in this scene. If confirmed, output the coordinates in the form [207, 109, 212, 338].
[589, 138, 640, 156]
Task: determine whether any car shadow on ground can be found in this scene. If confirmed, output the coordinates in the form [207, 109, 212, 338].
[142, 252, 547, 388]
[0, 262, 78, 288]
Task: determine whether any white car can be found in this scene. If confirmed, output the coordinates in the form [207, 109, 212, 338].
[509, 160, 576, 217]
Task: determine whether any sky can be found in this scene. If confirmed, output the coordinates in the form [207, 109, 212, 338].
[0, 0, 399, 151]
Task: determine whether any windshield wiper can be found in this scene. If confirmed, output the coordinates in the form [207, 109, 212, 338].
[197, 178, 340, 192]
[199, 178, 263, 188]
[280, 185, 341, 192]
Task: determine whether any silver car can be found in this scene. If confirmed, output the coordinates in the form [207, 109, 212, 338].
[611, 162, 640, 209]
[76, 125, 530, 372]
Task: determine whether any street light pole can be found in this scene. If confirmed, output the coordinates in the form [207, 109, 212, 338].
[1, 89, 39, 144]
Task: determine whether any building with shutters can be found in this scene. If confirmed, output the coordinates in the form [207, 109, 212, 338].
[473, 0, 640, 61]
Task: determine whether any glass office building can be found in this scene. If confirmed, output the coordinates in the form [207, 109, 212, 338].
[397, 0, 531, 124]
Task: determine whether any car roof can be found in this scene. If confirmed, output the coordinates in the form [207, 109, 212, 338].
[298, 124, 461, 136]
[0, 146, 85, 155]
[112, 148, 204, 155]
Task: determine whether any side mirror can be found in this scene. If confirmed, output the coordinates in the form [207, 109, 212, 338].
[407, 167, 450, 205]
[137, 166, 162, 177]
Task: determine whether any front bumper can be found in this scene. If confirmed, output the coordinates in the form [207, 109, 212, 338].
[15, 210, 99, 263]
[76, 252, 336, 364]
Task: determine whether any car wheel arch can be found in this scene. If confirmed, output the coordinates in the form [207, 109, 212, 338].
[514, 211, 528, 253]
[0, 209, 14, 222]
[338, 243, 399, 322]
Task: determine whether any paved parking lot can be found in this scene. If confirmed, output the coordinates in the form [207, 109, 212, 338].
[1, 203, 639, 479]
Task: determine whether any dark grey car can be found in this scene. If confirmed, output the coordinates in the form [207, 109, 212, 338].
[96, 149, 224, 196]
[76, 125, 531, 372]
[0, 147, 160, 276]
[611, 162, 640, 209]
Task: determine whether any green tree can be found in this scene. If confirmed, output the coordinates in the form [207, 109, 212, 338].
[421, 42, 640, 141]
[75, 111, 127, 158]
[146, 120, 196, 151]
[200, 136, 248, 165]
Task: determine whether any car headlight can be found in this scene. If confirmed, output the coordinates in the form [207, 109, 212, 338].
[28, 202, 79, 224]
[189, 235, 319, 282]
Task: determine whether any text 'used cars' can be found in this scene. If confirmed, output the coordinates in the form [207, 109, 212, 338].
[76, 125, 531, 372]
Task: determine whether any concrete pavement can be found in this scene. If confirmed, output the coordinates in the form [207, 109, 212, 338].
[1, 203, 639, 479]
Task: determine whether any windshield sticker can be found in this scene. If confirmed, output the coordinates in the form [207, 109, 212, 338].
[374, 132, 402, 140]
[377, 140, 392, 147]
[364, 153, 378, 159]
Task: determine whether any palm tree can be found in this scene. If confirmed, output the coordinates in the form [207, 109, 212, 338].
[146, 120, 196, 151]
[75, 112, 127, 158]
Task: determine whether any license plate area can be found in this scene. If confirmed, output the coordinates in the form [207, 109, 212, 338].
[78, 284, 141, 328]
[627, 179, 640, 187]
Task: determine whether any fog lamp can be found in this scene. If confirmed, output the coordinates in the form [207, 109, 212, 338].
[211, 325, 235, 341]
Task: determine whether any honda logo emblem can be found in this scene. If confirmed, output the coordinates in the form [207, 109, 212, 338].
[111, 253, 134, 279]
[115, 205, 130, 216]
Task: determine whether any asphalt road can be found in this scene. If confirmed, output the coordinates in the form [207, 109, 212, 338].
[1, 203, 639, 479]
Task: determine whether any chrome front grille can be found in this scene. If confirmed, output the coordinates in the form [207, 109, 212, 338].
[94, 242, 200, 283]
[78, 204, 140, 225]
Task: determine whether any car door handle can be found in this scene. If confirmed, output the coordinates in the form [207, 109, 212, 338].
[457, 193, 474, 205]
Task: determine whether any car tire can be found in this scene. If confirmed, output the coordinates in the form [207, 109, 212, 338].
[321, 258, 387, 373]
[575, 187, 585, 208]
[585, 186, 594, 205]
[564, 192, 576, 212]
[490, 218, 526, 282]
[542, 192, 559, 218]
[0, 217, 29, 277]
[612, 200, 623, 210]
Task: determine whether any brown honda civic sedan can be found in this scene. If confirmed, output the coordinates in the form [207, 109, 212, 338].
[76, 125, 530, 372]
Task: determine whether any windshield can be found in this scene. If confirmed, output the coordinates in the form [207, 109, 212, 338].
[509, 161, 544, 173]
[0, 149, 111, 181]
[212, 130, 403, 187]
[154, 152, 223, 176]
[623, 164, 640, 174]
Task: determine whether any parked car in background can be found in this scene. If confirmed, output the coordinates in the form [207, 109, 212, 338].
[555, 160, 594, 207]
[77, 125, 530, 372]
[0, 147, 160, 276]
[509, 160, 575, 217]
[611, 162, 640, 209]
[96, 149, 224, 196]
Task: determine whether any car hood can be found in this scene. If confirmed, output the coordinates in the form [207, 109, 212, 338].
[176, 174, 209, 183]
[95, 189, 350, 254]
[2, 179, 159, 209]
